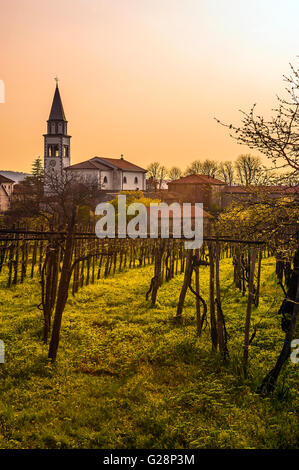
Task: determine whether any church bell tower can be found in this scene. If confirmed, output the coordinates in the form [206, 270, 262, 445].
[44, 79, 71, 190]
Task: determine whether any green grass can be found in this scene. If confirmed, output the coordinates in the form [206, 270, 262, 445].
[0, 257, 298, 449]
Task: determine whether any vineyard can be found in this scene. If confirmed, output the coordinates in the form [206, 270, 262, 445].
[0, 222, 298, 449]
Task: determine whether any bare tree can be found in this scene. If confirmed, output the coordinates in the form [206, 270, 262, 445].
[200, 159, 219, 178]
[217, 62, 299, 176]
[185, 159, 219, 178]
[9, 168, 103, 360]
[168, 166, 182, 181]
[146, 162, 168, 189]
[44, 170, 102, 227]
[217, 60, 299, 392]
[44, 172, 103, 361]
[146, 162, 162, 180]
[185, 160, 202, 175]
[218, 161, 235, 185]
[234, 154, 262, 185]
[158, 165, 168, 189]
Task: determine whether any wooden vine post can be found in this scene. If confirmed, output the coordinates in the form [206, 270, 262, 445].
[150, 239, 165, 306]
[41, 241, 60, 343]
[48, 231, 75, 362]
[255, 248, 262, 307]
[195, 249, 201, 336]
[243, 247, 257, 377]
[208, 243, 218, 351]
[215, 242, 225, 355]
[175, 249, 193, 323]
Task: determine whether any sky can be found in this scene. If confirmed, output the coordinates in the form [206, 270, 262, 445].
[0, 0, 298, 172]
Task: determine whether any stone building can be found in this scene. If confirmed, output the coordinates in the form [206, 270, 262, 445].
[65, 156, 146, 192]
[167, 174, 227, 211]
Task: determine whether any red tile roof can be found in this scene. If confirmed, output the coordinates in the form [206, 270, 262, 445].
[92, 157, 146, 172]
[169, 174, 226, 185]
[65, 159, 108, 171]
[65, 157, 146, 173]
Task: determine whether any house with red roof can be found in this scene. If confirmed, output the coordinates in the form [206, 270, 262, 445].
[65, 156, 147, 191]
[167, 174, 227, 211]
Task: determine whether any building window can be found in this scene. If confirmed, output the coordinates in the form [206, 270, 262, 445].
[103, 176, 108, 184]
[134, 177, 138, 184]
[123, 176, 127, 184]
[48, 144, 59, 157]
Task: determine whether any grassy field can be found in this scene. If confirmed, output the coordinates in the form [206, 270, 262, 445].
[0, 257, 298, 449]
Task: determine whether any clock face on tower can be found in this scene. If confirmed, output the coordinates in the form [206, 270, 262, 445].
[49, 159, 56, 167]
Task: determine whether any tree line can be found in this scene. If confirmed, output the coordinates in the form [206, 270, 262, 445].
[146, 153, 299, 188]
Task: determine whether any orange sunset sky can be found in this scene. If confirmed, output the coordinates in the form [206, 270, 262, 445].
[0, 0, 298, 173]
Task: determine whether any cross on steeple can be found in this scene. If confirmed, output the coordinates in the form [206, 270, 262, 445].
[54, 76, 59, 87]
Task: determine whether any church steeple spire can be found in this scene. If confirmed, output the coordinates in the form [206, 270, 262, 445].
[48, 81, 66, 121]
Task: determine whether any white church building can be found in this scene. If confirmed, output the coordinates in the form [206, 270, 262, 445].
[44, 83, 147, 192]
